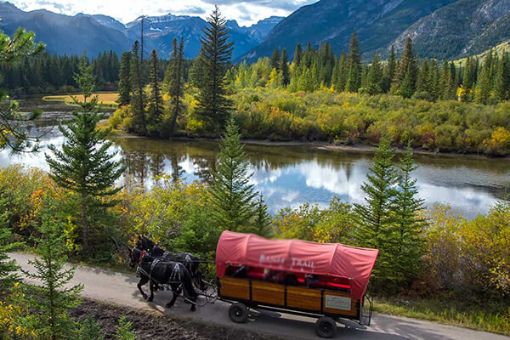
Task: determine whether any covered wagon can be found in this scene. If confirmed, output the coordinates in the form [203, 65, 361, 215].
[216, 231, 379, 338]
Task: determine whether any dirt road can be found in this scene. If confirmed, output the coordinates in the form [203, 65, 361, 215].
[10, 252, 507, 340]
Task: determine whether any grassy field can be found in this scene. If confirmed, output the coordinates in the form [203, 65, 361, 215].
[43, 92, 119, 107]
[373, 296, 510, 335]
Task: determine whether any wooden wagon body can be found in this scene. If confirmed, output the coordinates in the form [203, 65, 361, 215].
[215, 231, 379, 337]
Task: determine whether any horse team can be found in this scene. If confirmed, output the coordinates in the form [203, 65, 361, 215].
[129, 236, 206, 312]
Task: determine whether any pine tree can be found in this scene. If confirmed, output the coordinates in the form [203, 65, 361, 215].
[294, 43, 302, 66]
[146, 49, 163, 136]
[366, 54, 383, 95]
[0, 219, 21, 291]
[115, 316, 136, 340]
[130, 41, 147, 135]
[345, 33, 361, 92]
[476, 50, 494, 104]
[393, 145, 426, 284]
[384, 45, 397, 93]
[196, 6, 234, 134]
[254, 194, 272, 237]
[280, 48, 290, 86]
[45, 61, 125, 251]
[22, 208, 82, 340]
[395, 38, 417, 98]
[210, 118, 258, 232]
[78, 317, 105, 340]
[0, 28, 43, 151]
[271, 48, 280, 70]
[354, 138, 399, 280]
[117, 52, 131, 106]
[168, 38, 185, 136]
[495, 52, 510, 101]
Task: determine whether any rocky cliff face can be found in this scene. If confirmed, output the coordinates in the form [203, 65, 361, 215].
[392, 0, 510, 59]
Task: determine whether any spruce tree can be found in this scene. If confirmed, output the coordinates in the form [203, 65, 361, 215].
[354, 138, 399, 280]
[78, 317, 104, 340]
[0, 28, 43, 151]
[130, 41, 147, 135]
[146, 49, 163, 136]
[384, 45, 397, 93]
[393, 145, 426, 284]
[345, 33, 361, 92]
[366, 54, 383, 95]
[254, 194, 272, 237]
[167, 38, 185, 136]
[22, 208, 82, 340]
[280, 48, 290, 86]
[476, 50, 494, 104]
[271, 48, 280, 70]
[0, 219, 21, 291]
[294, 43, 302, 66]
[117, 52, 131, 106]
[495, 52, 510, 101]
[210, 118, 258, 232]
[45, 61, 125, 251]
[196, 6, 233, 134]
[395, 38, 417, 98]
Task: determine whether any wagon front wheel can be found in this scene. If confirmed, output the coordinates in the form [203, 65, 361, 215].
[315, 316, 337, 338]
[229, 303, 249, 323]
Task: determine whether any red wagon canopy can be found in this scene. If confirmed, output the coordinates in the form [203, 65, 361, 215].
[216, 231, 379, 299]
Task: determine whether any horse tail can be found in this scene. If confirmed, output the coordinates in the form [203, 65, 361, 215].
[182, 266, 197, 300]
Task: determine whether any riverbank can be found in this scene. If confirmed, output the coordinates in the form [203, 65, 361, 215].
[110, 132, 510, 161]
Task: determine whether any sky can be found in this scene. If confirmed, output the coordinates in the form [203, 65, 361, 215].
[8, 0, 317, 26]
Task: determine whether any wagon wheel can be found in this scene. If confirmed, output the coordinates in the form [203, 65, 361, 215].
[228, 303, 249, 323]
[315, 316, 337, 338]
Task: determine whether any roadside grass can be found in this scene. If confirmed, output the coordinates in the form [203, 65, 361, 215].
[373, 296, 510, 336]
[43, 92, 119, 108]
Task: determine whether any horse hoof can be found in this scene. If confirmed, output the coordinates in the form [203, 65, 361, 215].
[165, 303, 174, 308]
[142, 294, 148, 300]
[147, 297, 153, 302]
[191, 306, 196, 312]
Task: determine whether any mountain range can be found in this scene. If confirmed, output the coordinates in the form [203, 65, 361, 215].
[1, 0, 510, 61]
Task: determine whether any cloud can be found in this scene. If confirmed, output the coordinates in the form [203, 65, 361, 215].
[8, 0, 318, 26]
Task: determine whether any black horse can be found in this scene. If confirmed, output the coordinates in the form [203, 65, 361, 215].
[130, 248, 198, 311]
[135, 236, 205, 291]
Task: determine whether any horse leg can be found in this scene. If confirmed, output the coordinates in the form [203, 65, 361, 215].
[165, 284, 179, 309]
[137, 276, 149, 300]
[147, 280, 155, 302]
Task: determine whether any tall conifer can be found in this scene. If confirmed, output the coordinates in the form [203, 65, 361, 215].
[345, 33, 361, 92]
[117, 52, 131, 106]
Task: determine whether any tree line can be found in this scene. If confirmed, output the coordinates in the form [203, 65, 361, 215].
[229, 35, 510, 104]
[0, 51, 123, 95]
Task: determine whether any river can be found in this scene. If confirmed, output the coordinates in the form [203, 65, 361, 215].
[1, 99, 509, 218]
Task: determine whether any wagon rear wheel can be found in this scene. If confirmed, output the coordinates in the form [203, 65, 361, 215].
[229, 303, 249, 323]
[315, 316, 337, 338]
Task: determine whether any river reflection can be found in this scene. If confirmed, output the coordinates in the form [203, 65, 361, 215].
[1, 127, 509, 218]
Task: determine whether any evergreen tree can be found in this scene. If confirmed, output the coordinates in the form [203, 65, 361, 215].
[210, 118, 258, 232]
[0, 28, 43, 151]
[495, 52, 510, 101]
[476, 51, 494, 104]
[393, 145, 426, 284]
[146, 49, 163, 136]
[271, 48, 280, 70]
[395, 38, 417, 98]
[384, 45, 397, 92]
[130, 41, 147, 135]
[345, 33, 362, 92]
[354, 138, 399, 280]
[0, 219, 21, 291]
[22, 208, 82, 340]
[117, 52, 131, 106]
[189, 48, 207, 88]
[294, 43, 302, 66]
[45, 61, 125, 251]
[196, 6, 233, 134]
[168, 38, 185, 136]
[280, 48, 290, 86]
[254, 194, 272, 237]
[366, 54, 383, 95]
[115, 316, 136, 340]
[78, 317, 104, 340]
